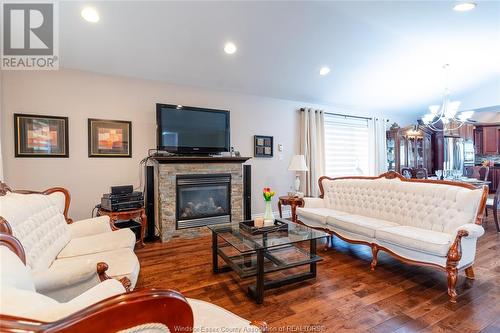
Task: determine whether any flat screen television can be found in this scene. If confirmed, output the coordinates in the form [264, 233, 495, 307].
[156, 104, 230, 154]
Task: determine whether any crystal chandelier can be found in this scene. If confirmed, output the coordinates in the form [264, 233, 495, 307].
[421, 64, 474, 132]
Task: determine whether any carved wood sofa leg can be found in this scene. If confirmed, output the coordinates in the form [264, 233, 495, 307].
[370, 245, 379, 271]
[465, 266, 475, 280]
[446, 266, 458, 303]
[119, 277, 132, 292]
[250, 320, 269, 332]
[445, 229, 468, 303]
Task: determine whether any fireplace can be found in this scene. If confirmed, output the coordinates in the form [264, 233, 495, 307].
[176, 174, 231, 229]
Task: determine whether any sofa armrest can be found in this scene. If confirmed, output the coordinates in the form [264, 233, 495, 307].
[0, 289, 194, 333]
[302, 197, 325, 208]
[68, 216, 112, 238]
[32, 262, 101, 293]
[64, 279, 126, 311]
[455, 224, 485, 239]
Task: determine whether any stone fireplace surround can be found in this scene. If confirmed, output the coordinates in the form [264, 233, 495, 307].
[153, 156, 250, 241]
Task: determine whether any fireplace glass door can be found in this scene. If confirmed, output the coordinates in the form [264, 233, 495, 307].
[176, 174, 231, 229]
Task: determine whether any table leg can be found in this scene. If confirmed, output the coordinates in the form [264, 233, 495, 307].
[278, 200, 283, 218]
[212, 231, 219, 273]
[109, 216, 119, 231]
[310, 239, 317, 277]
[291, 203, 297, 222]
[256, 249, 264, 304]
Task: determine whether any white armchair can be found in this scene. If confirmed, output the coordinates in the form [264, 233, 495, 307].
[0, 183, 139, 301]
[0, 234, 267, 333]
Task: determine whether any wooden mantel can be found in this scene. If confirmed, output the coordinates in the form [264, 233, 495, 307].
[151, 156, 251, 164]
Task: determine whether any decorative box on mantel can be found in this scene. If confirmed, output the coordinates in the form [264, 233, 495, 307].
[152, 156, 251, 241]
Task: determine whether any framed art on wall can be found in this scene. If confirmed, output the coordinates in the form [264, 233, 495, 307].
[14, 113, 69, 157]
[254, 135, 273, 157]
[88, 119, 132, 157]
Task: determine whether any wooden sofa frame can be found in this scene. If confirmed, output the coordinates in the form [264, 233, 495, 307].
[0, 181, 132, 289]
[0, 232, 195, 333]
[303, 171, 489, 303]
[0, 184, 269, 332]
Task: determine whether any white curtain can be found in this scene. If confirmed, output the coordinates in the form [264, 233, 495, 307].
[369, 117, 388, 176]
[299, 108, 325, 197]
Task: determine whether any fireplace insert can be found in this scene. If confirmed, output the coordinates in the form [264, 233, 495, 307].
[176, 174, 231, 229]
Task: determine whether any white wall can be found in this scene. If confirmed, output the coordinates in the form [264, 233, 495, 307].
[1, 69, 410, 220]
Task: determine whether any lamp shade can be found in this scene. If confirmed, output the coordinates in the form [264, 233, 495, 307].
[288, 155, 308, 172]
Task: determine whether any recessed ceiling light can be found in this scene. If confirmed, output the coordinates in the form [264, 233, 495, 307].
[224, 42, 237, 55]
[319, 67, 330, 76]
[453, 2, 476, 11]
[81, 7, 100, 23]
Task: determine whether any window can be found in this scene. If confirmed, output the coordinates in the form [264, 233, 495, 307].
[324, 114, 370, 177]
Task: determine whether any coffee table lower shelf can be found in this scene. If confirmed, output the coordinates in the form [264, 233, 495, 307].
[212, 234, 322, 304]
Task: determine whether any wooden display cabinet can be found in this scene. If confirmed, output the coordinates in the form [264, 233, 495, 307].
[386, 125, 433, 174]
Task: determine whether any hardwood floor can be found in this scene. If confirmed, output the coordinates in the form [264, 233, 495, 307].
[136, 215, 500, 332]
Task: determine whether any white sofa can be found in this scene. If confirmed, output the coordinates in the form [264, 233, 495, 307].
[0, 234, 266, 332]
[296, 172, 488, 302]
[0, 184, 140, 301]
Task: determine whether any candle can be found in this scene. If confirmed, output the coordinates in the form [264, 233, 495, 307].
[254, 217, 264, 227]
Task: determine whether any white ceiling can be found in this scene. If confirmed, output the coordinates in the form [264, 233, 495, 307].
[59, 1, 500, 118]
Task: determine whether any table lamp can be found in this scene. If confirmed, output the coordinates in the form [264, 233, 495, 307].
[288, 155, 308, 196]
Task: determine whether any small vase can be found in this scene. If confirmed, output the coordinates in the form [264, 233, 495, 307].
[263, 201, 274, 225]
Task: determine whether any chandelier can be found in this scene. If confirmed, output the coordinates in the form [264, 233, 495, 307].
[421, 64, 474, 132]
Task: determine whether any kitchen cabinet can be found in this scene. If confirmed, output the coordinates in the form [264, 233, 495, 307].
[474, 128, 483, 154]
[387, 125, 433, 174]
[458, 123, 474, 141]
[483, 127, 499, 154]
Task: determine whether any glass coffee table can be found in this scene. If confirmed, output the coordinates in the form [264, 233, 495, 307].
[208, 219, 328, 304]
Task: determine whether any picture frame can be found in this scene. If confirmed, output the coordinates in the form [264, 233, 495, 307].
[88, 118, 132, 157]
[14, 113, 69, 158]
[254, 135, 273, 157]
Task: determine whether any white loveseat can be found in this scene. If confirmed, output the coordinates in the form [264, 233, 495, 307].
[296, 172, 488, 302]
[0, 183, 140, 301]
[0, 234, 266, 332]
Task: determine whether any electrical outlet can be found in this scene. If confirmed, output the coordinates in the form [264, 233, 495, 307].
[278, 144, 283, 152]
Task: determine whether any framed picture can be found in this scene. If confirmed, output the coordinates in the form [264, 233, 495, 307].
[14, 113, 69, 157]
[254, 135, 273, 157]
[88, 119, 132, 157]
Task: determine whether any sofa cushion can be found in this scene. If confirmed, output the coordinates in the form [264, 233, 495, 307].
[0, 246, 35, 291]
[375, 225, 452, 257]
[326, 214, 399, 239]
[0, 192, 71, 271]
[320, 178, 483, 234]
[187, 298, 259, 332]
[50, 248, 140, 289]
[296, 207, 345, 225]
[0, 286, 59, 320]
[58, 228, 136, 259]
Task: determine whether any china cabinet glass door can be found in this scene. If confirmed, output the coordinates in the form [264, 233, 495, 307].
[416, 136, 424, 168]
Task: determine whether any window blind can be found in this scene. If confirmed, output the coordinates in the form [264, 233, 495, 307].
[324, 114, 370, 177]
